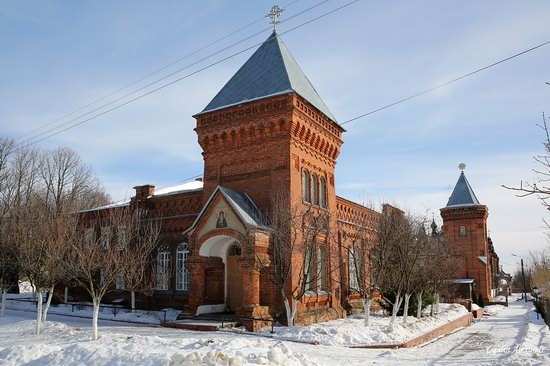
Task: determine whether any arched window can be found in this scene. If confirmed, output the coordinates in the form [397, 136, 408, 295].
[319, 177, 327, 208]
[156, 250, 170, 290]
[302, 169, 311, 203]
[459, 226, 466, 237]
[311, 175, 319, 205]
[176, 243, 189, 291]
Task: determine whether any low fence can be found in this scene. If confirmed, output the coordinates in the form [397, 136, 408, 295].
[8, 297, 168, 322]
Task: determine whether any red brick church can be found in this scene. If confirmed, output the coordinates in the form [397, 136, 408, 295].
[80, 30, 380, 329]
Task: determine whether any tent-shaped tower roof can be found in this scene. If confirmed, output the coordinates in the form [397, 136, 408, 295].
[446, 171, 481, 207]
[198, 31, 337, 123]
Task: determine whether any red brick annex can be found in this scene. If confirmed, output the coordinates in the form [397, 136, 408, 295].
[77, 31, 503, 330]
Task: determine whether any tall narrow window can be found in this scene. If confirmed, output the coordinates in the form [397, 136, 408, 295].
[319, 177, 327, 208]
[116, 226, 126, 250]
[176, 243, 189, 291]
[311, 174, 319, 205]
[115, 273, 125, 290]
[317, 245, 326, 292]
[156, 251, 170, 290]
[100, 226, 110, 249]
[305, 245, 314, 292]
[459, 226, 466, 237]
[349, 243, 359, 291]
[302, 169, 311, 203]
[85, 228, 94, 247]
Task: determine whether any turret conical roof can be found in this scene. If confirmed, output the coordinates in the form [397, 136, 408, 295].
[198, 31, 337, 123]
[446, 172, 481, 207]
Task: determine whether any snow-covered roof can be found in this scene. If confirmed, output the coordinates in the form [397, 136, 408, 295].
[152, 180, 203, 197]
[447, 279, 475, 284]
[79, 200, 130, 213]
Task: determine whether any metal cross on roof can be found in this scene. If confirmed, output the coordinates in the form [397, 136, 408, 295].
[458, 162, 466, 171]
[267, 5, 284, 30]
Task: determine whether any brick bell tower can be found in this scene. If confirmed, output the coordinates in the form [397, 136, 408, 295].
[440, 164, 492, 302]
[193, 30, 345, 214]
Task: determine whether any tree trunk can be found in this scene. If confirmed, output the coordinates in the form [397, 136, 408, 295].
[42, 286, 54, 322]
[92, 297, 100, 340]
[64, 287, 68, 303]
[131, 291, 136, 312]
[416, 291, 423, 319]
[362, 297, 372, 326]
[282, 290, 297, 327]
[435, 293, 440, 314]
[36, 288, 43, 335]
[388, 293, 402, 332]
[403, 293, 411, 323]
[0, 288, 6, 318]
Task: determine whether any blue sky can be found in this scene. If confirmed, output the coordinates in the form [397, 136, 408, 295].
[1, 0, 550, 274]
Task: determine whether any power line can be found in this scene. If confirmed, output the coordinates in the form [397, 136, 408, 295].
[15, 0, 304, 141]
[340, 39, 550, 126]
[14, 0, 357, 151]
[16, 0, 333, 147]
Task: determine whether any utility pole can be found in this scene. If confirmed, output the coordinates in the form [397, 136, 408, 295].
[512, 254, 528, 303]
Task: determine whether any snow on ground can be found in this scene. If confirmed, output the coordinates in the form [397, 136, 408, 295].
[483, 304, 506, 316]
[0, 294, 548, 365]
[259, 303, 468, 346]
[0, 314, 317, 366]
[5, 295, 180, 324]
[493, 295, 508, 302]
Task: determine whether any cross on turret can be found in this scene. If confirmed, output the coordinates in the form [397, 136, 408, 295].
[267, 5, 284, 30]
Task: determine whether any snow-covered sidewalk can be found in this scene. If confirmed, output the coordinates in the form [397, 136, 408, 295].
[0, 295, 548, 365]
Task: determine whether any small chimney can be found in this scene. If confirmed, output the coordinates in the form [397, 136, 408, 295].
[133, 184, 155, 200]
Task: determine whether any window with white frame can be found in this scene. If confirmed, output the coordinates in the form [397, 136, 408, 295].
[116, 226, 126, 250]
[176, 243, 189, 291]
[100, 226, 110, 249]
[156, 250, 170, 290]
[84, 228, 94, 247]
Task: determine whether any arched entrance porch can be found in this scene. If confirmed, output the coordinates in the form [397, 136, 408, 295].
[198, 234, 244, 313]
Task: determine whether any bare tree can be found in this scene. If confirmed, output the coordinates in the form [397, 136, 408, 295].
[118, 209, 160, 311]
[250, 190, 330, 326]
[376, 206, 413, 331]
[427, 233, 459, 316]
[67, 208, 127, 340]
[0, 137, 16, 318]
[503, 112, 550, 227]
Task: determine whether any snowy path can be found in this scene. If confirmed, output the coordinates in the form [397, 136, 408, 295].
[0, 296, 548, 365]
